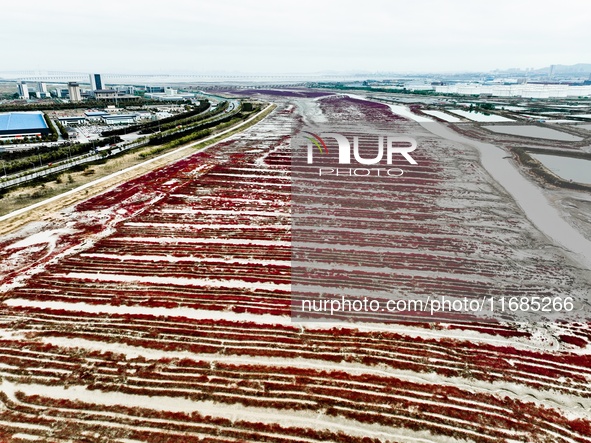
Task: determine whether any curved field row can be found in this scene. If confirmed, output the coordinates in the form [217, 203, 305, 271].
[0, 98, 590, 442]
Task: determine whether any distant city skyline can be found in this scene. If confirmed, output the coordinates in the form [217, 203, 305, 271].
[2, 0, 589, 75]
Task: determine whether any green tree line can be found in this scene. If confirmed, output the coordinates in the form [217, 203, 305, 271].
[0, 136, 122, 176]
[138, 101, 228, 134]
[147, 103, 242, 146]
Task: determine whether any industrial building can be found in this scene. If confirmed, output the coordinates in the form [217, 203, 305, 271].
[0, 111, 50, 139]
[135, 110, 154, 121]
[433, 83, 591, 98]
[68, 82, 82, 102]
[91, 89, 139, 102]
[84, 110, 109, 120]
[145, 87, 195, 101]
[102, 114, 138, 125]
[58, 116, 87, 126]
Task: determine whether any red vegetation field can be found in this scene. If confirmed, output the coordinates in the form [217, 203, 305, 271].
[0, 98, 590, 442]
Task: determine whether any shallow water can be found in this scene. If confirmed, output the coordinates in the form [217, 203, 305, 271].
[417, 122, 591, 268]
[531, 154, 591, 185]
[448, 109, 514, 122]
[422, 110, 462, 122]
[483, 125, 582, 141]
[372, 99, 591, 268]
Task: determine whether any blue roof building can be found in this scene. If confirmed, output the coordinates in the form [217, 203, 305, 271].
[0, 111, 50, 138]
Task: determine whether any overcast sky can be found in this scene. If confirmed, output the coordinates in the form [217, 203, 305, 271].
[1, 0, 589, 74]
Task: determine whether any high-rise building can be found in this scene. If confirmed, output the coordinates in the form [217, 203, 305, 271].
[17, 82, 30, 99]
[90, 73, 103, 91]
[37, 82, 48, 97]
[68, 82, 82, 102]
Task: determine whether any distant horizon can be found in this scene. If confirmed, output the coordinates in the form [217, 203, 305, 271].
[2, 62, 591, 81]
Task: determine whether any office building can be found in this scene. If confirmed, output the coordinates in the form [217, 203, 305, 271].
[90, 73, 104, 91]
[94, 89, 118, 99]
[68, 82, 82, 102]
[37, 82, 49, 98]
[17, 82, 30, 100]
